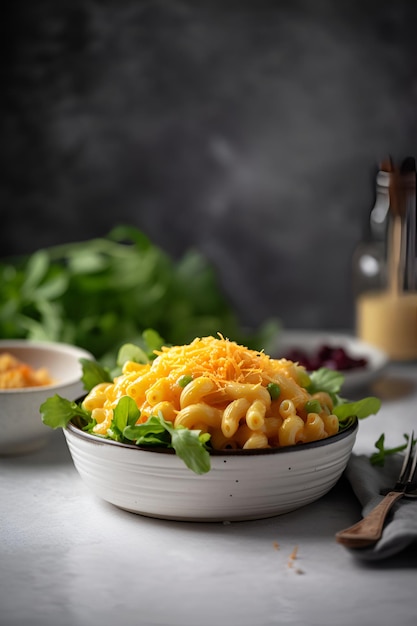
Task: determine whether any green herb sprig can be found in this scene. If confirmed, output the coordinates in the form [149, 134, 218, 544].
[370, 433, 416, 467]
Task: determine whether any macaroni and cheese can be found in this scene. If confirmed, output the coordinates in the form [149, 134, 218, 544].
[82, 335, 340, 450]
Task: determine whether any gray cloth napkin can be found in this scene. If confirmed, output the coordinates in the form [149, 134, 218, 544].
[343, 453, 417, 560]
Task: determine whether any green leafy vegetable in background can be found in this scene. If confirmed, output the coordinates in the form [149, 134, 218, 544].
[0, 225, 279, 364]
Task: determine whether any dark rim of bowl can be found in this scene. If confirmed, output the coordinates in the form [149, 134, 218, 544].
[65, 415, 358, 457]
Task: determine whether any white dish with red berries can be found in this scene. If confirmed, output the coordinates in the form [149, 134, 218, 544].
[273, 331, 388, 392]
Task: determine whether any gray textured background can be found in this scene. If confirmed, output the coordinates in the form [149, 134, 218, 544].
[1, 0, 416, 332]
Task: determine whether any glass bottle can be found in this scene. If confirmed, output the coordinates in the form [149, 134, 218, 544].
[351, 167, 389, 298]
[354, 158, 417, 361]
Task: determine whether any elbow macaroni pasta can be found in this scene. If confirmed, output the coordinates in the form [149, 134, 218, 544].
[83, 335, 340, 448]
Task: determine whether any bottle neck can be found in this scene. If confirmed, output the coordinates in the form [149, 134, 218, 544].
[370, 171, 390, 241]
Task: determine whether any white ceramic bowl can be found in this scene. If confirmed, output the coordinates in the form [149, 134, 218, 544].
[0, 340, 93, 454]
[64, 418, 358, 522]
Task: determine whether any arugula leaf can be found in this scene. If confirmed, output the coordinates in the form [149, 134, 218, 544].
[123, 410, 211, 474]
[333, 397, 381, 422]
[108, 396, 141, 441]
[80, 358, 112, 392]
[113, 330, 165, 376]
[40, 394, 91, 429]
[307, 368, 345, 396]
[305, 367, 381, 425]
[370, 433, 414, 466]
[168, 426, 211, 475]
[124, 414, 171, 446]
[116, 343, 149, 368]
[142, 328, 165, 356]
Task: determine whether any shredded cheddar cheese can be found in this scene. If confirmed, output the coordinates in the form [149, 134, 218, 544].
[151, 335, 301, 389]
[288, 545, 299, 564]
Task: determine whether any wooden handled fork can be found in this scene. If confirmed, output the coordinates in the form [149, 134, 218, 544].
[335, 432, 417, 549]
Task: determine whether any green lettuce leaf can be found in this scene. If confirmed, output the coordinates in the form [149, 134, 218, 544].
[123, 407, 211, 474]
[333, 397, 381, 422]
[80, 358, 112, 392]
[307, 368, 345, 396]
[107, 395, 142, 441]
[306, 367, 381, 424]
[169, 426, 211, 475]
[40, 394, 91, 429]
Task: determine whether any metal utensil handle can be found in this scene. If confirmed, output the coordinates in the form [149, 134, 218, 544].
[335, 491, 404, 549]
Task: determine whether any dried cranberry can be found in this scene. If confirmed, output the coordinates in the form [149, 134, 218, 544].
[282, 343, 368, 372]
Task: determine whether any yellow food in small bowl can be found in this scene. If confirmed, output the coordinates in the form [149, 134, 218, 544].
[0, 340, 93, 455]
[0, 352, 54, 389]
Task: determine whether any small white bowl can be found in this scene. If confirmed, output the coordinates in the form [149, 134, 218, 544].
[64, 418, 358, 522]
[0, 340, 93, 455]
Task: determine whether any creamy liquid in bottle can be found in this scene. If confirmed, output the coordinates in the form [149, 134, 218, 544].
[357, 291, 417, 360]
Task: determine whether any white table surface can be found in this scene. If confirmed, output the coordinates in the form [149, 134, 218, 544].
[1, 361, 417, 626]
